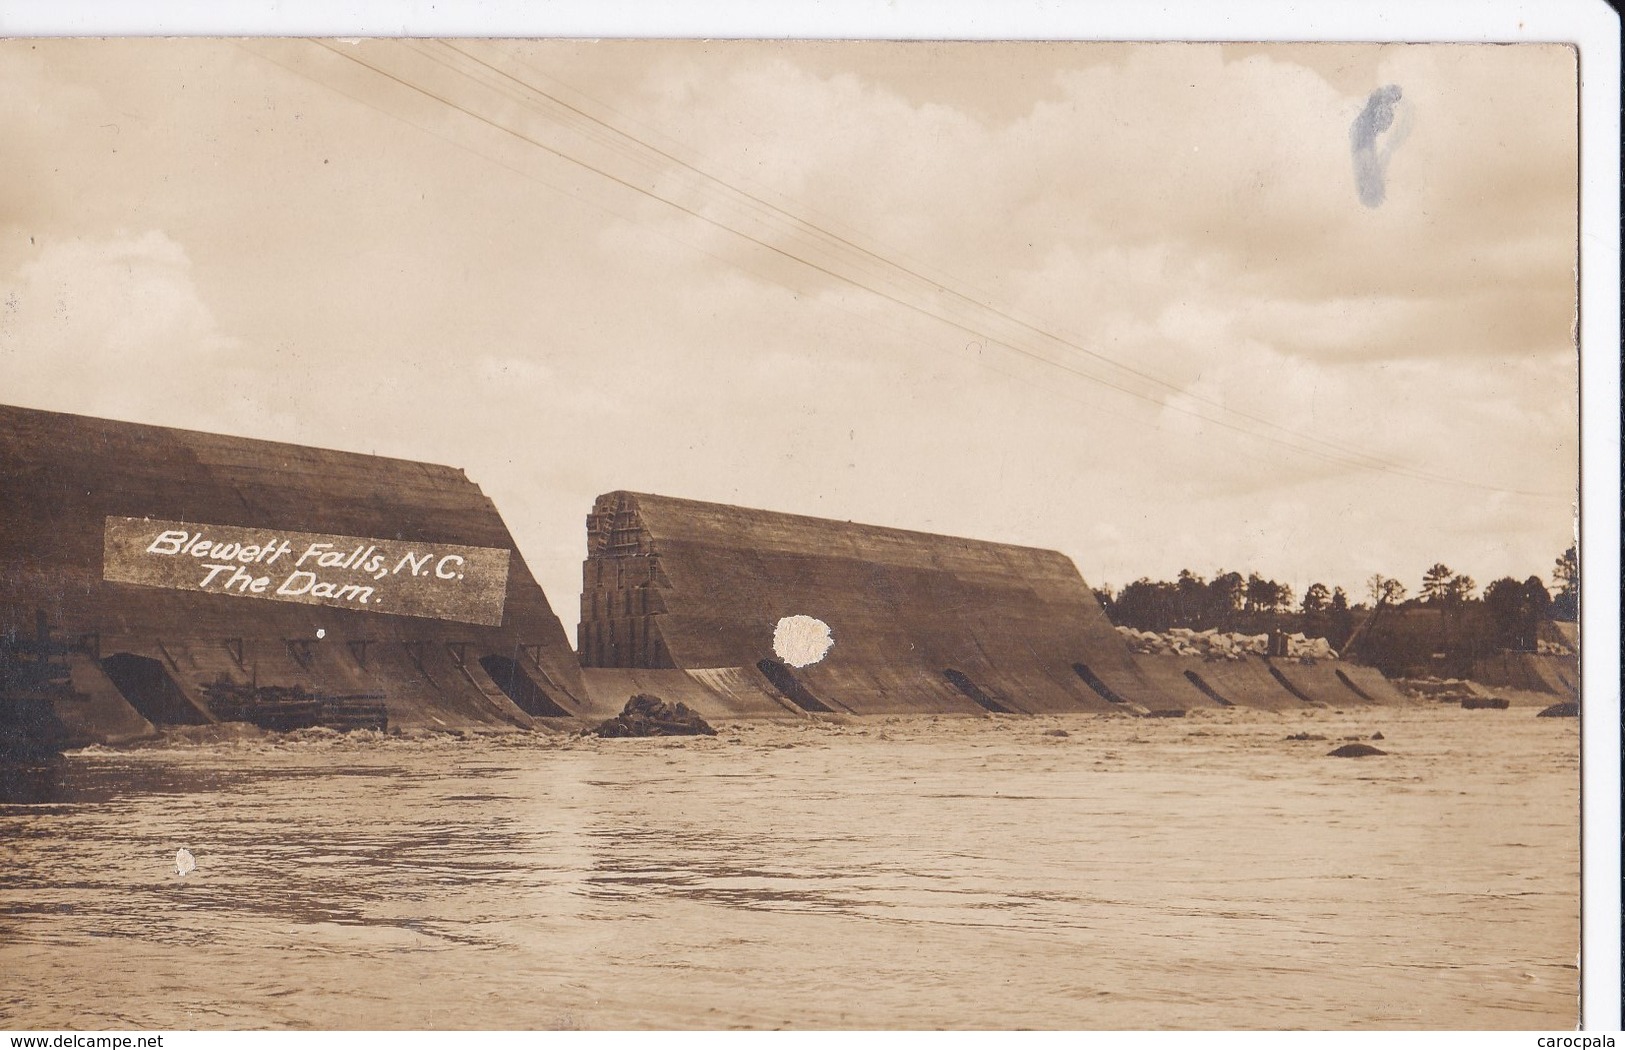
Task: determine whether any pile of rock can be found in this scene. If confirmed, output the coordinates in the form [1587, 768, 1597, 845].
[1114, 626, 1337, 660]
[1278, 633, 1338, 659]
[593, 694, 717, 738]
[1116, 626, 1258, 658]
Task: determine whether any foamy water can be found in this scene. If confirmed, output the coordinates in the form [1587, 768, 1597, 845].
[0, 705, 1579, 1030]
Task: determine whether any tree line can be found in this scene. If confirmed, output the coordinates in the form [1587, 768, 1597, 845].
[1096, 544, 1578, 660]
[1095, 570, 1345, 634]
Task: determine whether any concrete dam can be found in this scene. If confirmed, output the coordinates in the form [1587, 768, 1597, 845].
[3, 405, 1406, 745]
[572, 490, 1404, 721]
[0, 404, 590, 746]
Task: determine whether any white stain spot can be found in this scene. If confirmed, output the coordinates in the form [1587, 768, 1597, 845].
[315, 628, 325, 639]
[175, 848, 196, 877]
[774, 615, 833, 668]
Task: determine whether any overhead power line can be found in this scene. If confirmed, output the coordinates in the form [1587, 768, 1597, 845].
[298, 39, 1569, 502]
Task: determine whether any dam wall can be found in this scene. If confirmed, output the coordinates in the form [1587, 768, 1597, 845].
[1470, 651, 1579, 699]
[574, 491, 1410, 718]
[4, 409, 1420, 739]
[0, 404, 589, 741]
[575, 491, 1138, 716]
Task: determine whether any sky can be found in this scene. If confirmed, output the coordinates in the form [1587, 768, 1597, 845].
[0, 38, 1581, 637]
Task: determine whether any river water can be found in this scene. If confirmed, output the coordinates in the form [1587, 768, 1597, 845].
[0, 705, 1579, 1030]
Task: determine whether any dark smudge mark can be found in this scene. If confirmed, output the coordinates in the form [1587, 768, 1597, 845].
[1349, 84, 1404, 207]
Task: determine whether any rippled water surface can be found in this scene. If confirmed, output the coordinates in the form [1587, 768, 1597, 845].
[0, 706, 1579, 1030]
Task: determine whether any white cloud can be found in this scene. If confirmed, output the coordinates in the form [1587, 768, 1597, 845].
[0, 231, 325, 446]
[2, 233, 224, 409]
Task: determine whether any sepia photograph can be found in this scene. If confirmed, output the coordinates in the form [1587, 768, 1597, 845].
[0, 6, 1614, 1034]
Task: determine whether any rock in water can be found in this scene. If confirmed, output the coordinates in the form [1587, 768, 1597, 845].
[1536, 702, 1579, 718]
[594, 694, 717, 738]
[1328, 743, 1388, 758]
